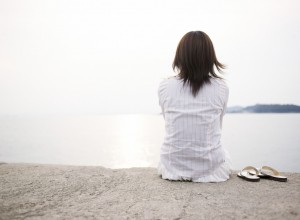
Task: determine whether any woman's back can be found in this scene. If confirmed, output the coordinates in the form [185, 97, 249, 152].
[158, 76, 229, 180]
[158, 30, 231, 182]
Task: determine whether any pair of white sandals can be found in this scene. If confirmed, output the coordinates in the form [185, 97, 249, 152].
[237, 166, 287, 182]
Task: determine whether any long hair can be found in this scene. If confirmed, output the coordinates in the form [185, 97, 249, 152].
[172, 31, 225, 97]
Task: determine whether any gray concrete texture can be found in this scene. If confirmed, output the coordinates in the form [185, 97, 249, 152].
[0, 163, 299, 220]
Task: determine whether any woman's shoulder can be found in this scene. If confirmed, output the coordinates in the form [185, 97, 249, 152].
[210, 77, 228, 89]
[162, 75, 179, 81]
[158, 75, 181, 96]
[209, 77, 229, 103]
[158, 75, 179, 86]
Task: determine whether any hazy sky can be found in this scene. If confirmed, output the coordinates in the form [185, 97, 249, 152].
[1, 0, 300, 115]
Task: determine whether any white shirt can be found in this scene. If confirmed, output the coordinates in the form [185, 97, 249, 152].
[158, 75, 230, 181]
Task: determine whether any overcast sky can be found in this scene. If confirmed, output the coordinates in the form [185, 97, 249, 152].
[0, 0, 299, 115]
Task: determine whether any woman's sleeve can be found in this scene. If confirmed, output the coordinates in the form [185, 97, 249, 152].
[220, 81, 229, 129]
[158, 79, 168, 118]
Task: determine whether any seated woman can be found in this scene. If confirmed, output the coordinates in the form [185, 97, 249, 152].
[158, 31, 232, 182]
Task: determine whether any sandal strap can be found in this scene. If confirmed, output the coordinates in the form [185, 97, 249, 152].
[261, 166, 280, 175]
[242, 166, 259, 175]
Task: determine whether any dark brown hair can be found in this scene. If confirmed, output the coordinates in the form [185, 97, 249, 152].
[172, 31, 225, 97]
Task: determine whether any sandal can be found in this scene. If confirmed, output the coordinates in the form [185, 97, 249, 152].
[259, 166, 287, 182]
[237, 166, 260, 182]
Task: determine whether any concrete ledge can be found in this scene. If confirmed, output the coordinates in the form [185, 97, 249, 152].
[0, 163, 299, 220]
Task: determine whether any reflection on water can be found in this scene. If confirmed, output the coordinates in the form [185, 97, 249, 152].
[109, 115, 164, 168]
[0, 115, 164, 168]
[0, 114, 299, 172]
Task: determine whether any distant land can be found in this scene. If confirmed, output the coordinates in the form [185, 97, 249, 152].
[226, 104, 300, 113]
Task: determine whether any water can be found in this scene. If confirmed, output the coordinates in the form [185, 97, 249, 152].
[0, 114, 299, 172]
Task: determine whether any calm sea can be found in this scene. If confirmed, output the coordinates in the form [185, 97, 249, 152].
[0, 114, 299, 172]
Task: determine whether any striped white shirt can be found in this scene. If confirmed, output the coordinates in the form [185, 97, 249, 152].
[158, 75, 230, 180]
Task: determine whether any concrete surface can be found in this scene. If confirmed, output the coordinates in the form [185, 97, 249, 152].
[0, 163, 299, 220]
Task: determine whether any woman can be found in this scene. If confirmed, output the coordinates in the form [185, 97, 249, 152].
[158, 31, 232, 182]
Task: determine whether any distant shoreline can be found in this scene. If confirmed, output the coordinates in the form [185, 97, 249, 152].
[226, 104, 300, 113]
